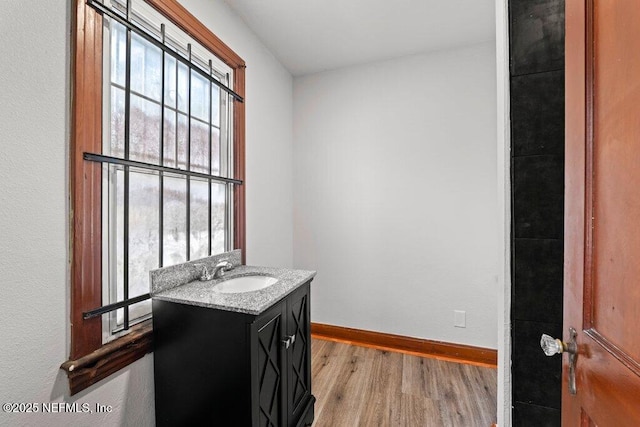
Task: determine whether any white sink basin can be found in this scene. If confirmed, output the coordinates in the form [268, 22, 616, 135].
[213, 275, 278, 293]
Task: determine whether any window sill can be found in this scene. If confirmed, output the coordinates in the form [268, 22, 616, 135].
[60, 321, 153, 395]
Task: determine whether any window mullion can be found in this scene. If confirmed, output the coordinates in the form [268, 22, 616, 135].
[225, 74, 232, 251]
[159, 23, 166, 269]
[208, 60, 213, 256]
[186, 43, 192, 261]
[122, 0, 133, 331]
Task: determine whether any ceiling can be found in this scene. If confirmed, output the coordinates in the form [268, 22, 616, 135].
[223, 0, 496, 76]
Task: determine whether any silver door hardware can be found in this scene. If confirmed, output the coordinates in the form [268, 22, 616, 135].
[282, 334, 296, 349]
[540, 327, 577, 395]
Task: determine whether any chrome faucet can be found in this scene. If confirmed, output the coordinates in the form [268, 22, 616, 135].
[197, 260, 234, 281]
[211, 260, 234, 279]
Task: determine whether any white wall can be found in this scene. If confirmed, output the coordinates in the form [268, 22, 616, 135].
[293, 42, 499, 348]
[176, 0, 295, 269]
[0, 0, 293, 425]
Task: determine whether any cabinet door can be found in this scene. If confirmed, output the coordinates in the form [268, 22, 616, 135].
[285, 283, 312, 426]
[254, 302, 286, 427]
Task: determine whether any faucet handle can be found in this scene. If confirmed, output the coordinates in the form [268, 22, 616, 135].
[194, 263, 213, 281]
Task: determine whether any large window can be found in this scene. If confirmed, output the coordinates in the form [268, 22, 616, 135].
[64, 0, 245, 394]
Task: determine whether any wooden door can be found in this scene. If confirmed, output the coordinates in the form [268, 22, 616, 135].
[564, 0, 640, 425]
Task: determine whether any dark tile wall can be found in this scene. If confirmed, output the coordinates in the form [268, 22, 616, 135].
[513, 402, 561, 427]
[511, 71, 564, 157]
[509, 0, 565, 425]
[512, 320, 562, 406]
[513, 239, 563, 322]
[510, 0, 565, 76]
[512, 155, 564, 239]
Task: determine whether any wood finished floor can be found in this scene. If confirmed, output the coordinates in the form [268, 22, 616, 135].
[310, 338, 497, 427]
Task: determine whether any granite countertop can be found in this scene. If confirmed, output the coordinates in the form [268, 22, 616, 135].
[150, 250, 316, 315]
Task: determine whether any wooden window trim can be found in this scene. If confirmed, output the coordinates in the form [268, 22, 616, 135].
[63, 0, 245, 395]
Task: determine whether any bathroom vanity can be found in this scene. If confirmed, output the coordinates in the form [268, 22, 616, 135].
[150, 251, 316, 426]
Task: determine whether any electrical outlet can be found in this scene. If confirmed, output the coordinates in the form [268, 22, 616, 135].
[454, 310, 466, 328]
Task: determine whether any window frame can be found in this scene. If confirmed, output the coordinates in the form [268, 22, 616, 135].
[63, 0, 245, 395]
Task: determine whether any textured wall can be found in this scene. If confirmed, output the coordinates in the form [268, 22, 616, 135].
[293, 43, 500, 349]
[0, 0, 294, 425]
[509, 0, 565, 425]
[0, 1, 155, 426]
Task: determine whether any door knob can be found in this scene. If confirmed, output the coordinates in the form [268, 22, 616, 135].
[540, 334, 576, 355]
[540, 327, 577, 395]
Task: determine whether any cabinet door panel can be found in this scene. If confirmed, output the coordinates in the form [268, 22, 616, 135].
[286, 284, 312, 424]
[256, 305, 285, 427]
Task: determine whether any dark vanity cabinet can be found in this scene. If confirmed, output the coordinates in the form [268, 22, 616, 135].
[153, 281, 315, 427]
